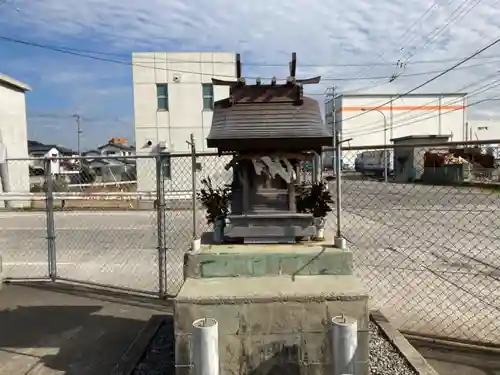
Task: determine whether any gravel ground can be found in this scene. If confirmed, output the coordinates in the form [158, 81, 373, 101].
[369, 322, 416, 375]
[132, 320, 418, 375]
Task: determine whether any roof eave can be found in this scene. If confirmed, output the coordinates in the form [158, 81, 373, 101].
[0, 73, 32, 92]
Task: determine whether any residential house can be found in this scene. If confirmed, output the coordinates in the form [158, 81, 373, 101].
[28, 140, 75, 175]
[97, 137, 135, 157]
[27, 141, 83, 186]
[85, 138, 136, 182]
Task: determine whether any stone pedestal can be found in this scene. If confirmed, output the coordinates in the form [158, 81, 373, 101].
[0, 255, 3, 290]
[174, 242, 369, 375]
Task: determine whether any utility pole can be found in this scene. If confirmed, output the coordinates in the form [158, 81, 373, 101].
[328, 85, 345, 249]
[329, 85, 337, 175]
[73, 114, 82, 155]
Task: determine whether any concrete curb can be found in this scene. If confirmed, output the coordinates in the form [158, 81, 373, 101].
[110, 314, 168, 375]
[0, 255, 3, 290]
[370, 310, 439, 375]
[0, 201, 199, 212]
[403, 331, 500, 353]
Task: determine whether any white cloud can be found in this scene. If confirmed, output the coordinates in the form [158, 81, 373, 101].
[3, 0, 500, 130]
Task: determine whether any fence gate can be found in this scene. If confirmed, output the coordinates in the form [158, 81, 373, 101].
[47, 155, 162, 296]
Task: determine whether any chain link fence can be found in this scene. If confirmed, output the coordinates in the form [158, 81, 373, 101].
[2, 140, 500, 346]
[1, 155, 160, 295]
[0, 159, 49, 279]
[328, 139, 500, 345]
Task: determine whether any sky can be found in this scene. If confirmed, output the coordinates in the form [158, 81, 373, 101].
[1, 0, 500, 151]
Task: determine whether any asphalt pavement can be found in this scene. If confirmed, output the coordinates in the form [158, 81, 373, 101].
[0, 210, 204, 295]
[1, 180, 500, 344]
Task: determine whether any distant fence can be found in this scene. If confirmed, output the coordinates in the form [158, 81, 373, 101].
[1, 140, 500, 346]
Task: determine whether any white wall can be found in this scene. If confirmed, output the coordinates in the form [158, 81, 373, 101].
[99, 145, 134, 157]
[132, 52, 236, 192]
[466, 119, 500, 141]
[466, 119, 500, 158]
[334, 94, 466, 166]
[0, 83, 30, 207]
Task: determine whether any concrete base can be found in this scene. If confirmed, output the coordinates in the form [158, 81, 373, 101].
[174, 275, 369, 375]
[225, 213, 316, 243]
[184, 244, 353, 279]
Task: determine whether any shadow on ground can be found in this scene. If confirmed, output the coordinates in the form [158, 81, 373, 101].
[0, 281, 172, 375]
[410, 340, 500, 375]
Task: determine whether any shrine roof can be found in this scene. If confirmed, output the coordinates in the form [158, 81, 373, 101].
[206, 84, 332, 151]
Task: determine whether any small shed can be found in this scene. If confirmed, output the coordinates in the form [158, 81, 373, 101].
[391, 134, 451, 182]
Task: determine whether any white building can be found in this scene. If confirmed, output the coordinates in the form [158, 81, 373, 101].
[0, 73, 31, 208]
[132, 52, 237, 193]
[465, 119, 500, 159]
[326, 93, 467, 167]
[466, 119, 500, 141]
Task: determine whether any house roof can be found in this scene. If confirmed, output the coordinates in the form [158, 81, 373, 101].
[0, 73, 32, 92]
[207, 84, 332, 152]
[28, 140, 74, 155]
[97, 142, 135, 151]
[82, 149, 100, 156]
[391, 134, 451, 142]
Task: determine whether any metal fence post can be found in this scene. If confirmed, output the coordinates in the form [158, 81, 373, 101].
[312, 153, 322, 183]
[334, 134, 346, 249]
[156, 154, 167, 298]
[312, 154, 318, 184]
[44, 158, 57, 280]
[189, 134, 198, 241]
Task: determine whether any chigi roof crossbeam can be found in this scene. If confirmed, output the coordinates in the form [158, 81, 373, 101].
[211, 52, 321, 89]
[205, 52, 332, 153]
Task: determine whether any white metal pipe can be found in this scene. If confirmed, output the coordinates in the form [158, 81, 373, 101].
[332, 314, 357, 375]
[0, 131, 12, 208]
[192, 317, 219, 375]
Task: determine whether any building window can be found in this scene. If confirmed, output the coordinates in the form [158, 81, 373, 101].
[202, 84, 214, 110]
[157, 84, 169, 111]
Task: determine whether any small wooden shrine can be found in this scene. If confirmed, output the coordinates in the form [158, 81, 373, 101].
[206, 53, 333, 243]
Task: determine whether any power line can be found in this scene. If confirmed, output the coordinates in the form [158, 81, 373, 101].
[346, 84, 500, 138]
[350, 94, 500, 138]
[0, 35, 498, 83]
[397, 0, 453, 48]
[400, 0, 485, 64]
[344, 0, 448, 91]
[2, 34, 500, 68]
[345, 78, 500, 136]
[398, 0, 463, 60]
[343, 70, 500, 134]
[338, 36, 500, 124]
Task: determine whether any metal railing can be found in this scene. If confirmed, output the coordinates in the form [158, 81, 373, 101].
[1, 139, 500, 345]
